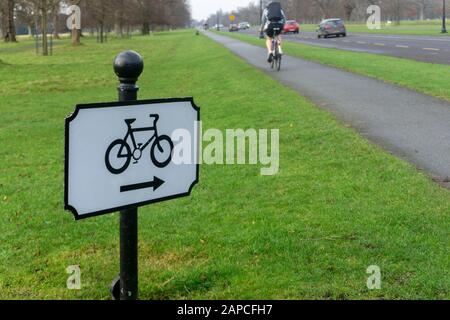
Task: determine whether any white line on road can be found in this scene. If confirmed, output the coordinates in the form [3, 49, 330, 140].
[373, 43, 385, 46]
[343, 34, 450, 42]
[396, 45, 410, 48]
[357, 41, 367, 44]
[422, 47, 440, 51]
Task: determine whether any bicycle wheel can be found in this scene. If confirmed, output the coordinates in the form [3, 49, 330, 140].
[275, 43, 281, 71]
[276, 54, 282, 71]
[270, 40, 275, 69]
[105, 139, 132, 174]
[150, 135, 174, 168]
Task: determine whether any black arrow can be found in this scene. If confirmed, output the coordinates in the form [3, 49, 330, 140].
[120, 176, 165, 193]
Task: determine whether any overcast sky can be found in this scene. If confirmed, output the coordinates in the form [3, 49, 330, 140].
[190, 0, 255, 21]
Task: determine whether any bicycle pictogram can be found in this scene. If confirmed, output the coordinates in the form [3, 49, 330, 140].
[105, 114, 174, 174]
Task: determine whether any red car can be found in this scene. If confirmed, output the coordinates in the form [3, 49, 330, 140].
[283, 20, 300, 34]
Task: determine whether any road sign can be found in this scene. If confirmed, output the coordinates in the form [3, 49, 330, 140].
[65, 97, 200, 220]
[229, 15, 236, 21]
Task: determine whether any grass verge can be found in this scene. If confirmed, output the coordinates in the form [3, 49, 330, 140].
[219, 31, 450, 102]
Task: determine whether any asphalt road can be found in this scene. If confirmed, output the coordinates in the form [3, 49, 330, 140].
[205, 31, 450, 185]
[239, 28, 450, 65]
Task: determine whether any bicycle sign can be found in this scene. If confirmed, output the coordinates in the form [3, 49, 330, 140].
[105, 114, 174, 175]
[64, 98, 200, 219]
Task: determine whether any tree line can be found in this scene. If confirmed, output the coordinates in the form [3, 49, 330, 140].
[207, 0, 446, 26]
[0, 0, 191, 46]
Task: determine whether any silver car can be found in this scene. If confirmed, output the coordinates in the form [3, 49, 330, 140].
[238, 22, 251, 30]
[317, 19, 347, 38]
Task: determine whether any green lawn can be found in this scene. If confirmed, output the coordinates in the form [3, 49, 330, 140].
[220, 31, 450, 102]
[301, 20, 450, 36]
[0, 30, 449, 299]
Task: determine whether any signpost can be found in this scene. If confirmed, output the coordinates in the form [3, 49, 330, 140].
[64, 50, 200, 299]
[229, 15, 236, 22]
[442, 0, 447, 34]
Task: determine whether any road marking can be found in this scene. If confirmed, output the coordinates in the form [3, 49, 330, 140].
[349, 34, 450, 42]
[357, 41, 367, 44]
[373, 43, 385, 46]
[422, 47, 440, 51]
[396, 45, 409, 48]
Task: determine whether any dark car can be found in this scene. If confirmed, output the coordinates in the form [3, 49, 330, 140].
[317, 19, 346, 38]
[283, 20, 300, 34]
[229, 24, 239, 32]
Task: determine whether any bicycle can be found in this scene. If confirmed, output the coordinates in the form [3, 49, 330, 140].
[105, 114, 174, 175]
[270, 28, 282, 71]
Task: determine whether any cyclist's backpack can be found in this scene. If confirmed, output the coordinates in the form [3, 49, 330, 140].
[267, 2, 283, 22]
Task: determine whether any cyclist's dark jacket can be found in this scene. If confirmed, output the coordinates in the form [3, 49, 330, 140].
[261, 7, 286, 35]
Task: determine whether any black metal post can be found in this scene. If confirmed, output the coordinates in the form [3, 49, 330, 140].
[443, 0, 448, 33]
[112, 50, 144, 300]
[217, 11, 219, 30]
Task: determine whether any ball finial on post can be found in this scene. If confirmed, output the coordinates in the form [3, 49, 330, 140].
[113, 50, 144, 84]
[113, 50, 144, 102]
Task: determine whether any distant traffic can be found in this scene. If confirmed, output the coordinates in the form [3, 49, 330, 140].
[206, 18, 347, 39]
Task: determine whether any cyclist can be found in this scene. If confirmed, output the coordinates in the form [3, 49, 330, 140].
[259, 1, 286, 63]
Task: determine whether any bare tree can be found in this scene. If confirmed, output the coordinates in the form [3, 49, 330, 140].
[85, 0, 111, 43]
[412, 0, 433, 20]
[1, 0, 17, 42]
[342, 0, 358, 20]
[32, 0, 60, 54]
[51, 0, 59, 38]
[113, 0, 124, 37]
[138, 0, 151, 35]
[313, 0, 336, 19]
[1, 0, 191, 44]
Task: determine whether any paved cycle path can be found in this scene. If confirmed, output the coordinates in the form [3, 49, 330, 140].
[205, 31, 450, 183]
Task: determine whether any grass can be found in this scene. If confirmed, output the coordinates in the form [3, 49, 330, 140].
[301, 20, 450, 36]
[0, 30, 449, 299]
[219, 31, 450, 102]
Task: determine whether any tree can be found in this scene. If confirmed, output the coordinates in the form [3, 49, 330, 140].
[50, 0, 59, 38]
[85, 0, 112, 43]
[1, 0, 17, 42]
[313, 0, 336, 19]
[28, 0, 60, 54]
[342, 0, 358, 20]
[113, 0, 124, 37]
[16, 0, 36, 36]
[413, 0, 433, 20]
[138, 0, 151, 35]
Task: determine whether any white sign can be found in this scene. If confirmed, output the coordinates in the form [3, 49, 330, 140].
[65, 98, 200, 219]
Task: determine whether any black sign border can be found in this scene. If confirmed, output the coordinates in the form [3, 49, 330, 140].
[64, 97, 200, 220]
